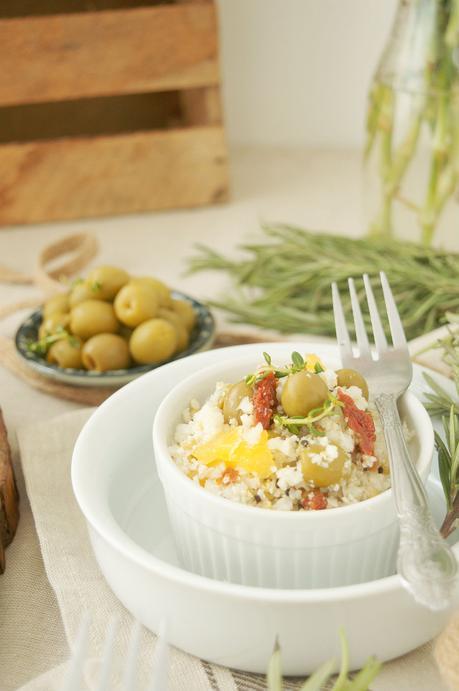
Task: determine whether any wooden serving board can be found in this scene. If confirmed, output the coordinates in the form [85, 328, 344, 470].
[0, 409, 19, 573]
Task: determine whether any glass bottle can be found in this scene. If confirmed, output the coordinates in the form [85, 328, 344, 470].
[364, 0, 459, 247]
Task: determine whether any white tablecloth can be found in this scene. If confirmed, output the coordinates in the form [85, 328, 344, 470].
[0, 147, 450, 690]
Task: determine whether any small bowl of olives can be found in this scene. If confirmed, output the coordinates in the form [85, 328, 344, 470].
[15, 265, 215, 387]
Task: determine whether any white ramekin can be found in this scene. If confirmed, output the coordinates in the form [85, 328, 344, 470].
[153, 347, 434, 589]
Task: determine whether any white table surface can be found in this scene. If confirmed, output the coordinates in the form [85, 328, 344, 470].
[0, 147, 448, 690]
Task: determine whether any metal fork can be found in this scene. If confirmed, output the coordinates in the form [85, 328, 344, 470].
[61, 615, 169, 691]
[332, 271, 457, 610]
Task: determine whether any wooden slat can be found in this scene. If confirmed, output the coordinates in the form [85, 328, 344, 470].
[0, 1, 178, 18]
[180, 86, 222, 126]
[0, 92, 183, 144]
[0, 126, 229, 225]
[0, 3, 219, 106]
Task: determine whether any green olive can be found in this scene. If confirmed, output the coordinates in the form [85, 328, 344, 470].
[70, 300, 119, 340]
[129, 277, 172, 307]
[223, 381, 253, 423]
[69, 280, 103, 307]
[47, 337, 83, 369]
[119, 325, 133, 341]
[114, 283, 159, 328]
[87, 265, 130, 300]
[336, 368, 369, 399]
[174, 323, 189, 352]
[301, 444, 346, 487]
[129, 318, 177, 364]
[171, 298, 196, 332]
[157, 308, 189, 352]
[281, 371, 329, 417]
[157, 307, 182, 330]
[43, 294, 69, 318]
[39, 313, 70, 339]
[82, 333, 130, 371]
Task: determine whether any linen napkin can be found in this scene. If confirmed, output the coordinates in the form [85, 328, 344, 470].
[16, 409, 452, 690]
[16, 409, 236, 691]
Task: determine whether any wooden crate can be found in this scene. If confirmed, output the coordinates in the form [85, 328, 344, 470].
[0, 0, 229, 225]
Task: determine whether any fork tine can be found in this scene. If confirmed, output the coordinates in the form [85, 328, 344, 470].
[331, 282, 352, 359]
[96, 616, 119, 691]
[121, 620, 142, 691]
[62, 613, 91, 691]
[348, 278, 370, 356]
[380, 271, 407, 347]
[363, 273, 388, 355]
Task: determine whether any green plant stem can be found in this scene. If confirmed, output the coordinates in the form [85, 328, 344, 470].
[369, 193, 393, 238]
[441, 493, 459, 537]
[421, 152, 442, 244]
[366, 0, 459, 244]
[420, 42, 453, 244]
[446, 0, 459, 46]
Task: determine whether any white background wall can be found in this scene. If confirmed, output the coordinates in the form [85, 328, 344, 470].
[217, 0, 398, 148]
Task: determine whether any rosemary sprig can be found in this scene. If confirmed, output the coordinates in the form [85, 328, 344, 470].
[423, 372, 459, 417]
[267, 629, 381, 691]
[435, 406, 459, 537]
[422, 313, 459, 537]
[188, 224, 459, 340]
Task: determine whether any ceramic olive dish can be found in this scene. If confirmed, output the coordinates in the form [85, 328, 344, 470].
[15, 291, 215, 387]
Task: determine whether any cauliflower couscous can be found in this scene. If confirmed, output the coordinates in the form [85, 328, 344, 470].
[169, 352, 394, 511]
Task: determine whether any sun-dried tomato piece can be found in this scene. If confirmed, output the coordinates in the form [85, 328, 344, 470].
[252, 372, 277, 429]
[338, 389, 376, 456]
[302, 489, 328, 511]
[219, 467, 239, 485]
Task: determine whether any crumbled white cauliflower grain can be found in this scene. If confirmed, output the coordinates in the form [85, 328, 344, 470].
[169, 355, 401, 511]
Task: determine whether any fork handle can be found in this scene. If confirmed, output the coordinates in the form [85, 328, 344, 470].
[375, 393, 457, 610]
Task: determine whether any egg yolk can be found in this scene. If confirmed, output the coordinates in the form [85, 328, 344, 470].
[304, 353, 325, 372]
[193, 429, 273, 479]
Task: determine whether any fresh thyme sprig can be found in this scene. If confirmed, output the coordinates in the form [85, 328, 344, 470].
[26, 326, 78, 357]
[68, 276, 101, 292]
[420, 312, 459, 399]
[245, 352, 334, 435]
[245, 351, 323, 387]
[267, 629, 381, 691]
[274, 396, 341, 436]
[91, 280, 102, 292]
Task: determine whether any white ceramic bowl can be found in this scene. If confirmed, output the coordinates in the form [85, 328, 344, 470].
[71, 343, 459, 674]
[153, 348, 434, 589]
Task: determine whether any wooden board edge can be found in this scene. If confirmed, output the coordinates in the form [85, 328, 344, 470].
[0, 409, 20, 573]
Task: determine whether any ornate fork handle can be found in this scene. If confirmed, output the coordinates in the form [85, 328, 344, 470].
[375, 393, 457, 610]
